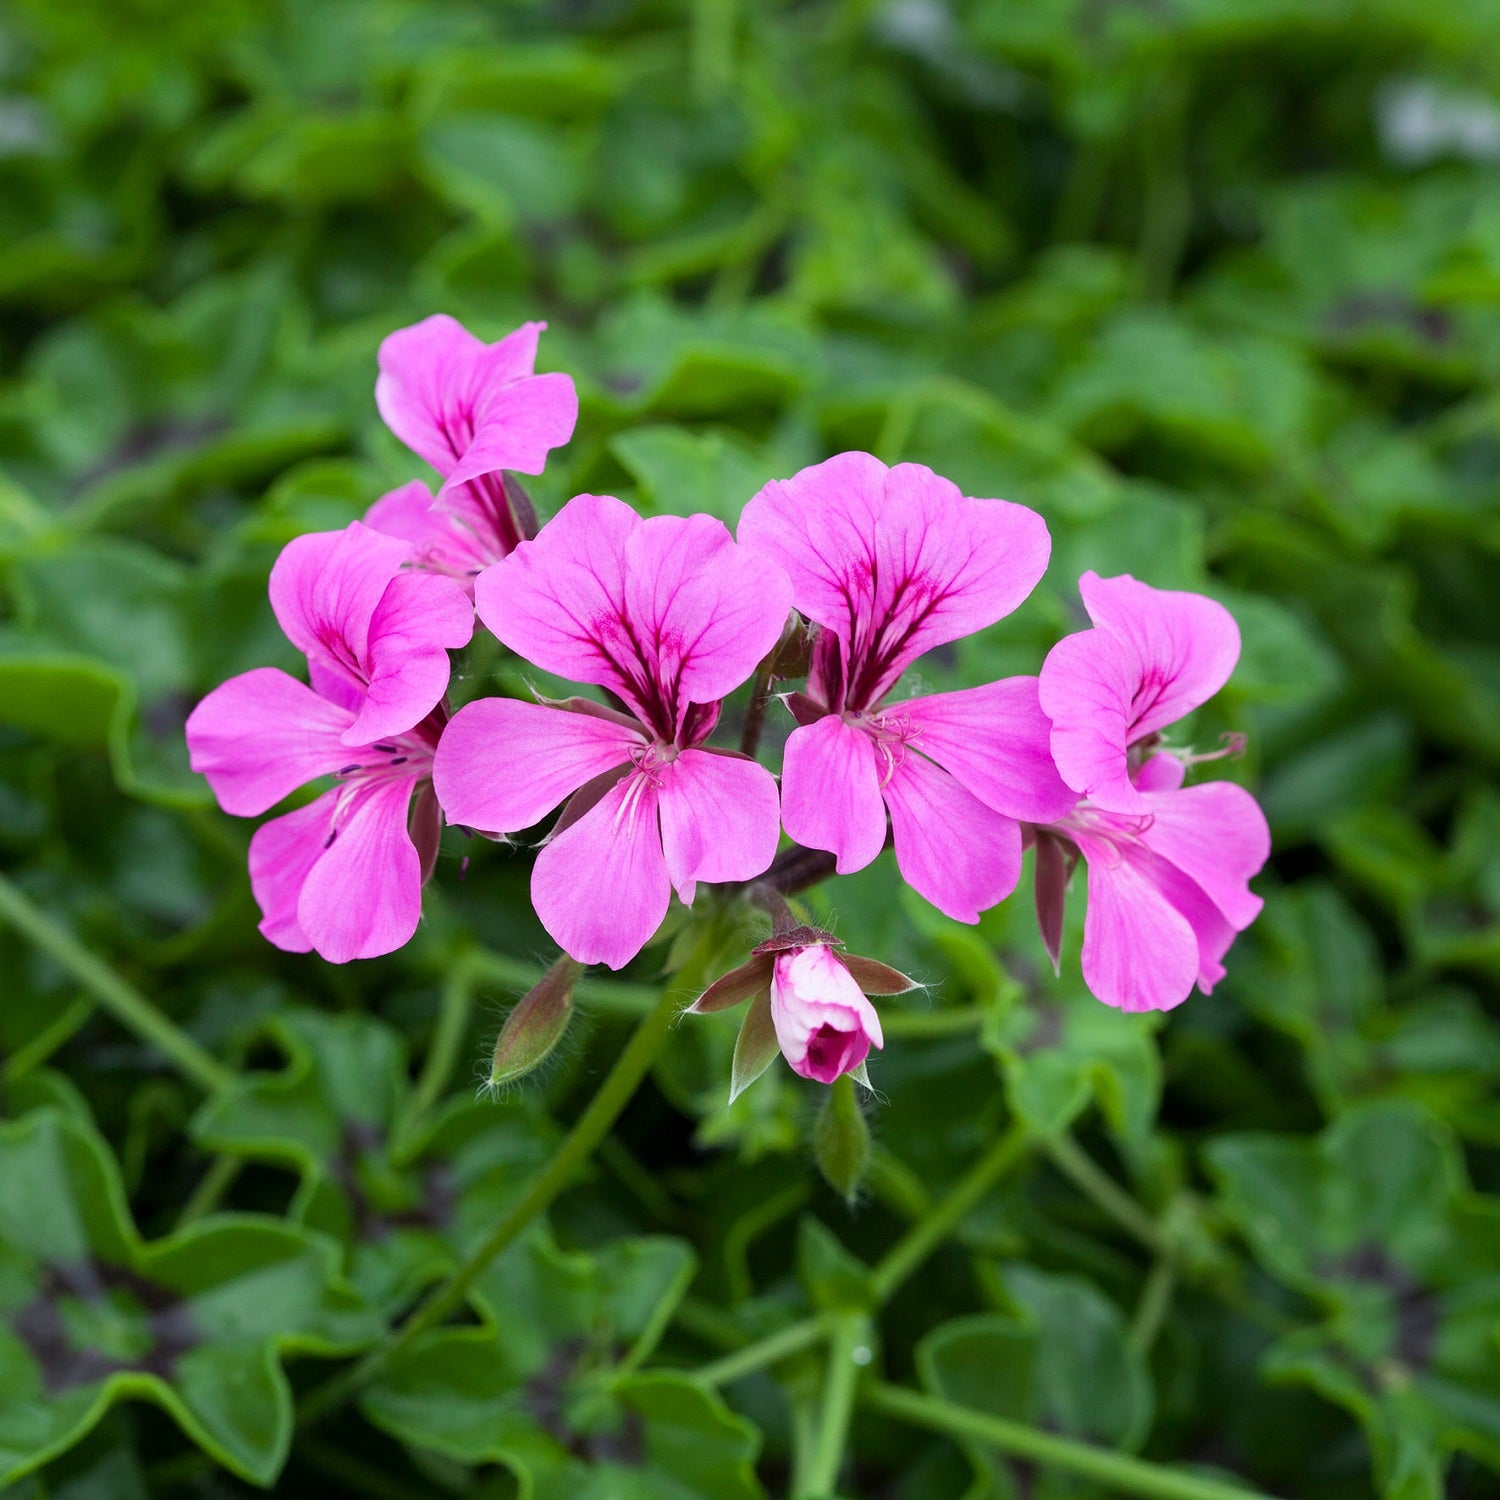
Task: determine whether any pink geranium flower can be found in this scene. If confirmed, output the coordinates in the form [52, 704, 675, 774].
[367, 316, 578, 585]
[186, 522, 473, 963]
[432, 493, 794, 970]
[1037, 570, 1241, 813]
[738, 452, 1075, 924]
[1035, 573, 1269, 1011]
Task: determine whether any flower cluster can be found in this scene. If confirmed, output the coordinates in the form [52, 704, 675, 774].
[188, 314, 1270, 1092]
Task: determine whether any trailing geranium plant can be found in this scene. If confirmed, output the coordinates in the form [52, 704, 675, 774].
[188, 312, 1269, 1087]
[176, 313, 1273, 1477]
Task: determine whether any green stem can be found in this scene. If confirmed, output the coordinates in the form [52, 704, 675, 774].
[690, 0, 737, 104]
[297, 975, 686, 1428]
[2, 995, 91, 1080]
[1139, 70, 1191, 301]
[0, 873, 233, 1094]
[697, 1315, 827, 1388]
[789, 1390, 820, 1499]
[674, 1295, 751, 1353]
[175, 1155, 242, 1230]
[871, 1124, 1030, 1303]
[799, 1312, 869, 1498]
[866, 1383, 1279, 1500]
[879, 1006, 984, 1038]
[1130, 1251, 1178, 1355]
[1045, 1133, 1166, 1254]
[393, 959, 476, 1159]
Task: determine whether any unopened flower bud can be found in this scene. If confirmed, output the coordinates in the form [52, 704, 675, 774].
[770, 944, 884, 1085]
[490, 956, 580, 1086]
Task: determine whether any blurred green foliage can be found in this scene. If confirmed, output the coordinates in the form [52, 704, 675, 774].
[0, 0, 1497, 1496]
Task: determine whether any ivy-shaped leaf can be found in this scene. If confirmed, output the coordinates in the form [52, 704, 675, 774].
[917, 1264, 1154, 1498]
[0, 1109, 380, 1487]
[361, 1228, 764, 1499]
[982, 984, 1162, 1152]
[191, 1008, 556, 1311]
[1206, 1102, 1500, 1499]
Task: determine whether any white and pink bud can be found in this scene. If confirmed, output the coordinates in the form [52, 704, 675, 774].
[769, 944, 884, 1085]
[690, 924, 918, 1099]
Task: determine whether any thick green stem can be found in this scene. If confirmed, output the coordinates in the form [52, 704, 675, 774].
[696, 1315, 827, 1388]
[799, 1312, 869, 1498]
[298, 974, 686, 1428]
[1045, 1133, 1166, 1254]
[0, 872, 233, 1095]
[866, 1383, 1279, 1500]
[871, 1124, 1030, 1303]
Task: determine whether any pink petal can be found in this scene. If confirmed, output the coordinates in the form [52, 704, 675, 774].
[1145, 854, 1239, 993]
[375, 315, 497, 474]
[1139, 781, 1269, 931]
[365, 479, 492, 585]
[308, 661, 366, 716]
[437, 477, 520, 560]
[622, 511, 792, 719]
[780, 716, 888, 875]
[438, 370, 579, 487]
[364, 479, 442, 548]
[657, 749, 782, 903]
[531, 771, 670, 969]
[298, 777, 424, 963]
[477, 496, 789, 736]
[248, 793, 336, 953]
[898, 677, 1076, 823]
[345, 569, 474, 746]
[739, 453, 1051, 705]
[881, 751, 1023, 923]
[1072, 831, 1200, 1012]
[1080, 572, 1240, 741]
[432, 697, 642, 833]
[1134, 752, 1186, 793]
[475, 492, 636, 694]
[186, 668, 355, 817]
[1037, 624, 1147, 813]
[268, 522, 413, 700]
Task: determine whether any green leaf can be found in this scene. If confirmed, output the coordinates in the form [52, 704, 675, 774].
[1207, 1103, 1500, 1493]
[191, 1010, 555, 1311]
[360, 1230, 757, 1498]
[0, 1109, 379, 1487]
[918, 1264, 1154, 1491]
[982, 983, 1162, 1150]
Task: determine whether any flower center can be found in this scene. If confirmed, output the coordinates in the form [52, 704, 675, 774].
[847, 708, 921, 789]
